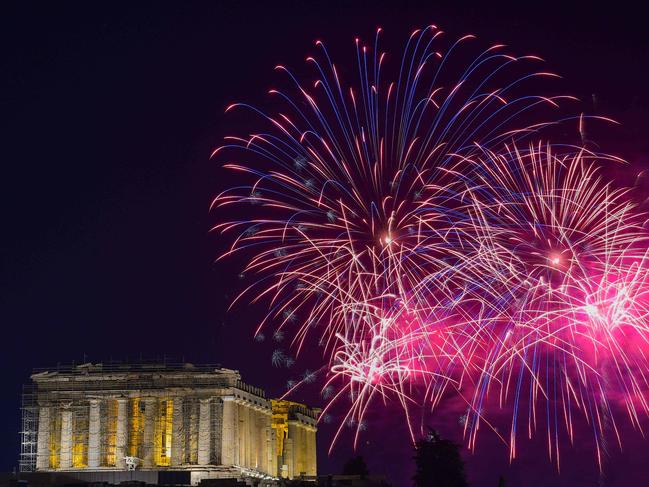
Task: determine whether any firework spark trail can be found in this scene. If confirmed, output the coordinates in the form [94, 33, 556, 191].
[212, 25, 649, 465]
[454, 144, 649, 467]
[212, 25, 569, 349]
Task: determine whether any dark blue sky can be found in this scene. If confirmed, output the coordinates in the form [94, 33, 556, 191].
[2, 1, 649, 485]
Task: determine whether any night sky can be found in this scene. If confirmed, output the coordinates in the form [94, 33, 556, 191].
[3, 2, 649, 485]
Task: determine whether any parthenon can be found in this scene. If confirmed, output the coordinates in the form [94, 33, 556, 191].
[19, 363, 318, 484]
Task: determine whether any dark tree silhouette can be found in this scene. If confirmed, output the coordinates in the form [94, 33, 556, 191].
[413, 429, 469, 487]
[342, 455, 370, 476]
[498, 475, 505, 487]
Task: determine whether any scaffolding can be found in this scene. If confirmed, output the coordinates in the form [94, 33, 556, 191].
[19, 383, 38, 472]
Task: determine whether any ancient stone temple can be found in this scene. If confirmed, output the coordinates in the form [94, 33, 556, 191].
[19, 363, 318, 485]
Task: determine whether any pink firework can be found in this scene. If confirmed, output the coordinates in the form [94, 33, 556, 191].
[458, 143, 649, 469]
[212, 24, 649, 465]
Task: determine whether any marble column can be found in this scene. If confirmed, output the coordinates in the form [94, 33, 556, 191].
[297, 424, 306, 476]
[197, 398, 211, 465]
[115, 398, 128, 468]
[233, 399, 240, 465]
[237, 403, 245, 467]
[245, 405, 253, 468]
[284, 433, 294, 479]
[248, 407, 255, 469]
[265, 412, 275, 477]
[257, 410, 266, 472]
[306, 427, 317, 476]
[142, 398, 156, 468]
[260, 410, 267, 471]
[237, 403, 246, 467]
[170, 397, 184, 466]
[254, 407, 263, 471]
[303, 426, 309, 475]
[220, 397, 236, 465]
[293, 425, 300, 476]
[87, 399, 100, 468]
[248, 405, 255, 468]
[36, 406, 50, 470]
[60, 407, 73, 469]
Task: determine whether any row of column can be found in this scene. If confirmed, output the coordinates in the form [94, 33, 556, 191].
[36, 399, 130, 470]
[221, 397, 275, 475]
[285, 421, 317, 478]
[35, 396, 279, 476]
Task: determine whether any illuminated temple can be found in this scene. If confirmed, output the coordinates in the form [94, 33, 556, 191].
[19, 363, 318, 485]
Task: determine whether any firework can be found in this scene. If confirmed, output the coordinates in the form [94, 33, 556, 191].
[212, 25, 569, 350]
[456, 144, 649, 468]
[212, 25, 648, 464]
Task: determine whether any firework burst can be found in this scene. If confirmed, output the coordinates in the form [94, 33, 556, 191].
[455, 144, 649, 468]
[212, 25, 569, 351]
[212, 25, 648, 465]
